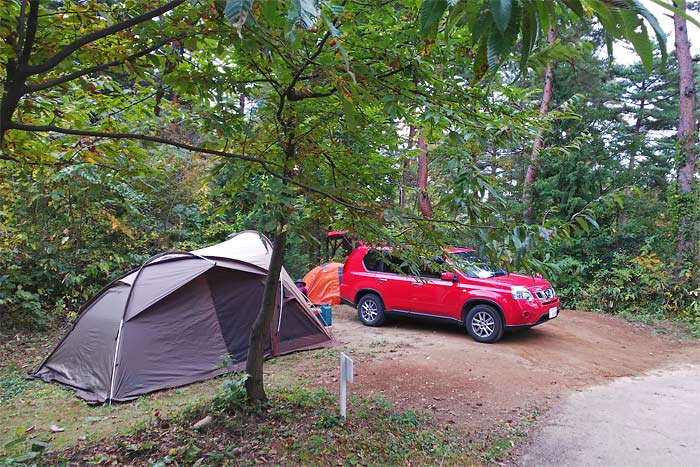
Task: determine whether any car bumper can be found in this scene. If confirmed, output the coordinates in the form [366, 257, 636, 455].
[505, 298, 560, 327]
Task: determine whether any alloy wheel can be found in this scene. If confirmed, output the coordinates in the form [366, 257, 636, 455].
[360, 300, 378, 322]
[471, 311, 495, 337]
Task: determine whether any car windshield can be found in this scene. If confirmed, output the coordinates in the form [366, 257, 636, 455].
[449, 251, 506, 279]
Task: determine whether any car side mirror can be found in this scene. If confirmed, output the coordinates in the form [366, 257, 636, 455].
[441, 272, 457, 282]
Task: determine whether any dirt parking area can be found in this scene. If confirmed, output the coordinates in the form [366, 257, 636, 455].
[307, 306, 700, 436]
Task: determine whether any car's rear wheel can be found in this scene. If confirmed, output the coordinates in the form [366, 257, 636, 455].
[357, 293, 385, 327]
[465, 305, 503, 343]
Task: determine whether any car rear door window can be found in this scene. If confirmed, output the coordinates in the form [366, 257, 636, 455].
[363, 250, 383, 271]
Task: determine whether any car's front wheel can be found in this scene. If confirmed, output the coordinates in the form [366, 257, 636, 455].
[465, 305, 504, 343]
[357, 293, 385, 327]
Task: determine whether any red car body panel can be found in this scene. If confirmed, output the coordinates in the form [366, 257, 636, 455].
[340, 246, 560, 328]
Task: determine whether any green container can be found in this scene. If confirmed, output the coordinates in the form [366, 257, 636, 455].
[320, 304, 332, 326]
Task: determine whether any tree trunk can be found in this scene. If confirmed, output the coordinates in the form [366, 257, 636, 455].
[416, 134, 432, 218]
[399, 125, 416, 209]
[523, 27, 556, 224]
[672, 0, 698, 279]
[244, 218, 288, 403]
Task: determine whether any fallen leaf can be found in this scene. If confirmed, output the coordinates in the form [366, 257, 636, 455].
[50, 425, 65, 433]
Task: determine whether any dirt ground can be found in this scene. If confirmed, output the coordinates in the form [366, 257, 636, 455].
[306, 306, 700, 436]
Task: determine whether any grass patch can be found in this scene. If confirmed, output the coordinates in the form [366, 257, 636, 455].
[0, 373, 223, 456]
[0, 369, 40, 405]
[23, 386, 477, 467]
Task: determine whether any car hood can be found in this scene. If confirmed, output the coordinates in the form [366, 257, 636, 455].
[467, 272, 552, 290]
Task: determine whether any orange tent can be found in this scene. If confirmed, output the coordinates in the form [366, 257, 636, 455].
[303, 262, 343, 305]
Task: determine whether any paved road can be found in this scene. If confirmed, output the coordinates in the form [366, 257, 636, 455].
[514, 365, 700, 467]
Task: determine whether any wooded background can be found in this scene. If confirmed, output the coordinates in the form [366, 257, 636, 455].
[1, 0, 698, 338]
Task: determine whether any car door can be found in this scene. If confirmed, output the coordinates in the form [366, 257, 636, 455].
[410, 263, 464, 319]
[376, 254, 417, 311]
[361, 250, 414, 311]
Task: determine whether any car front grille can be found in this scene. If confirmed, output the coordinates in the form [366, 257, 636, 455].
[535, 288, 555, 301]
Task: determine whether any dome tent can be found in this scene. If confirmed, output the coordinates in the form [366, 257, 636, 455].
[31, 231, 334, 403]
[303, 262, 344, 305]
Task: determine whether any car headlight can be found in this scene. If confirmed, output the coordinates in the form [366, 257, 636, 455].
[511, 286, 534, 301]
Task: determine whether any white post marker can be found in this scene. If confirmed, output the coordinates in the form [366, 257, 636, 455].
[339, 352, 354, 419]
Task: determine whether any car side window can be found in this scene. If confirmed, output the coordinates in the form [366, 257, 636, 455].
[382, 255, 410, 275]
[363, 250, 412, 275]
[416, 257, 444, 279]
[363, 250, 382, 271]
[418, 263, 441, 279]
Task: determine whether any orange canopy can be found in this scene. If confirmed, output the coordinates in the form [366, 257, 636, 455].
[303, 262, 343, 305]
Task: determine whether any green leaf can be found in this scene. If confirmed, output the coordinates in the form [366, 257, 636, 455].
[471, 40, 489, 84]
[30, 440, 49, 452]
[322, 0, 345, 16]
[612, 194, 624, 209]
[490, 0, 512, 33]
[574, 215, 590, 233]
[2, 437, 26, 448]
[321, 13, 341, 38]
[486, 31, 503, 68]
[519, 3, 537, 74]
[420, 0, 448, 38]
[629, 0, 668, 66]
[582, 214, 599, 230]
[288, 0, 320, 30]
[224, 0, 253, 24]
[340, 95, 357, 130]
[559, 0, 583, 18]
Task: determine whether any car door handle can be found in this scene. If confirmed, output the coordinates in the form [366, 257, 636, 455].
[412, 282, 423, 287]
[377, 278, 388, 283]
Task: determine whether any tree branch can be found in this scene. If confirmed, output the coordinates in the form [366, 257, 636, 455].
[99, 92, 158, 121]
[277, 29, 333, 118]
[22, 0, 186, 76]
[15, 0, 27, 58]
[19, 0, 39, 65]
[26, 37, 181, 93]
[285, 88, 337, 101]
[0, 153, 19, 162]
[5, 122, 271, 166]
[275, 0, 349, 119]
[376, 64, 411, 80]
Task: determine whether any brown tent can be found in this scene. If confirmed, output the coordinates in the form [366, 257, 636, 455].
[32, 231, 334, 403]
[303, 262, 343, 305]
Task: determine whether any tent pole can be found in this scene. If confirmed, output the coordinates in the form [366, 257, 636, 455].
[105, 251, 169, 404]
[272, 279, 283, 356]
[108, 319, 124, 405]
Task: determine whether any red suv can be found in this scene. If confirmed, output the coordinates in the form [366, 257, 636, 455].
[339, 246, 560, 343]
